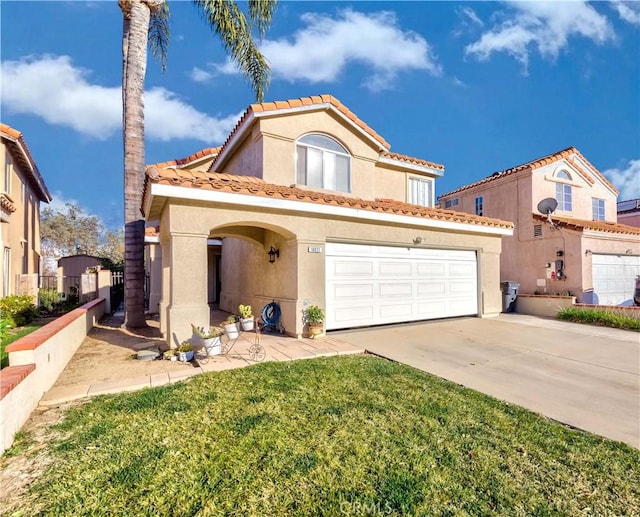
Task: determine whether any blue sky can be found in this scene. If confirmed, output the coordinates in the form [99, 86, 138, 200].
[1, 1, 639, 231]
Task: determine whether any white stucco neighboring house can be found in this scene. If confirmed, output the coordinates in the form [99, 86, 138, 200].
[438, 147, 640, 306]
[142, 95, 514, 345]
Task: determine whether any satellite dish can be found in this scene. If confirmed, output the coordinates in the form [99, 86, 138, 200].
[537, 198, 558, 225]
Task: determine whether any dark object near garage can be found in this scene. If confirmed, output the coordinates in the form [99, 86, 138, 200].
[501, 281, 520, 312]
[634, 276, 640, 307]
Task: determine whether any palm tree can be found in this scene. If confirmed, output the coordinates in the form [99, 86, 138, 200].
[119, 0, 276, 328]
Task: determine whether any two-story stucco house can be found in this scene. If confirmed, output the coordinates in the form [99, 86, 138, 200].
[1, 124, 52, 297]
[438, 147, 640, 306]
[142, 95, 514, 344]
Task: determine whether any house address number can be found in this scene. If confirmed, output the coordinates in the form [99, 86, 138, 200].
[308, 247, 323, 253]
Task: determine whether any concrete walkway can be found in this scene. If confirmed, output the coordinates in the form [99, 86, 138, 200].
[41, 328, 364, 406]
[334, 314, 640, 449]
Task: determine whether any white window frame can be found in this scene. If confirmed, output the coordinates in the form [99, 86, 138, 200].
[408, 177, 433, 207]
[592, 198, 605, 221]
[3, 247, 10, 297]
[444, 198, 459, 209]
[4, 154, 12, 195]
[296, 134, 351, 193]
[475, 196, 483, 216]
[555, 182, 572, 211]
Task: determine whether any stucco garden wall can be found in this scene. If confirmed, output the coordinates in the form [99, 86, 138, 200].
[0, 298, 105, 454]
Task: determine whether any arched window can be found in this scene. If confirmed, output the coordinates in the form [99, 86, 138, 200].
[296, 134, 350, 192]
[556, 169, 571, 180]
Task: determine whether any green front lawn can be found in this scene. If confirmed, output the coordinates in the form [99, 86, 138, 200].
[0, 323, 44, 369]
[9, 355, 640, 515]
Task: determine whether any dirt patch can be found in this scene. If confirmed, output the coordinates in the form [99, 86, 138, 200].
[51, 314, 197, 389]
[0, 401, 81, 514]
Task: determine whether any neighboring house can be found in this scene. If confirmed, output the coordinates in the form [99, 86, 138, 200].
[617, 199, 640, 228]
[438, 147, 640, 306]
[143, 95, 513, 344]
[0, 124, 52, 297]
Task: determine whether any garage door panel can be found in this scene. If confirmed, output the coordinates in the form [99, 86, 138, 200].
[417, 263, 446, 276]
[379, 282, 413, 297]
[417, 281, 446, 295]
[449, 263, 476, 276]
[333, 284, 374, 299]
[331, 260, 373, 276]
[333, 305, 374, 322]
[379, 261, 412, 276]
[326, 243, 478, 330]
[379, 303, 413, 318]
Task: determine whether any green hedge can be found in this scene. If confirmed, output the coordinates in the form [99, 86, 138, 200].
[0, 295, 38, 327]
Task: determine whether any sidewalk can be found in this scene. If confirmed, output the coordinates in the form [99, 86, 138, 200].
[40, 311, 364, 406]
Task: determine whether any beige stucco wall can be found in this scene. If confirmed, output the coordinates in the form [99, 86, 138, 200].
[215, 111, 439, 206]
[1, 142, 43, 296]
[156, 198, 504, 343]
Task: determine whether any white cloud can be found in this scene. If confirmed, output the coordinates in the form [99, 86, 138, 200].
[218, 9, 441, 91]
[603, 159, 640, 201]
[189, 66, 213, 83]
[465, 1, 614, 70]
[460, 7, 484, 27]
[610, 0, 640, 26]
[0, 55, 239, 143]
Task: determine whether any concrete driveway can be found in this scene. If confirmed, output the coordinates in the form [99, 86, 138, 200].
[333, 313, 639, 449]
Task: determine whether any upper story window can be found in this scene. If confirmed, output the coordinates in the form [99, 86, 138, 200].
[444, 198, 459, 209]
[475, 196, 484, 216]
[4, 154, 12, 195]
[409, 177, 432, 207]
[592, 198, 605, 221]
[556, 182, 572, 211]
[296, 134, 350, 193]
[555, 170, 572, 181]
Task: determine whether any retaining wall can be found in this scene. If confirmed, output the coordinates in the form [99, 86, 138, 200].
[0, 298, 105, 454]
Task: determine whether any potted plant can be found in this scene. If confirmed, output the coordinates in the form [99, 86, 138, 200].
[222, 315, 240, 340]
[305, 305, 325, 339]
[163, 349, 177, 361]
[191, 324, 223, 356]
[238, 304, 254, 331]
[176, 341, 194, 362]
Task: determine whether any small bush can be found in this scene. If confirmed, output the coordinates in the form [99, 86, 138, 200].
[38, 288, 62, 312]
[0, 295, 38, 327]
[557, 307, 640, 331]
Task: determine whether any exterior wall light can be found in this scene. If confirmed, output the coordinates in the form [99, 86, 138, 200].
[268, 246, 280, 263]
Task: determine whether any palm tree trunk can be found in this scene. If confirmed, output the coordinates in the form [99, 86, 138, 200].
[121, 0, 150, 328]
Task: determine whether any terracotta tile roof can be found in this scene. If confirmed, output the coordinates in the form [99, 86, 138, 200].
[380, 151, 444, 171]
[533, 214, 640, 235]
[1, 194, 16, 214]
[0, 123, 52, 202]
[148, 147, 221, 169]
[209, 95, 392, 172]
[144, 168, 513, 231]
[439, 146, 618, 198]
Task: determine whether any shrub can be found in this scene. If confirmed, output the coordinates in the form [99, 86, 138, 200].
[38, 288, 62, 312]
[0, 295, 38, 327]
[557, 307, 640, 331]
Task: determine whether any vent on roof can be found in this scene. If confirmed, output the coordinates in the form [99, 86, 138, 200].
[534, 224, 543, 237]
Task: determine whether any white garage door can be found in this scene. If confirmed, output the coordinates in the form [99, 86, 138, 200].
[592, 254, 640, 306]
[325, 243, 478, 330]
